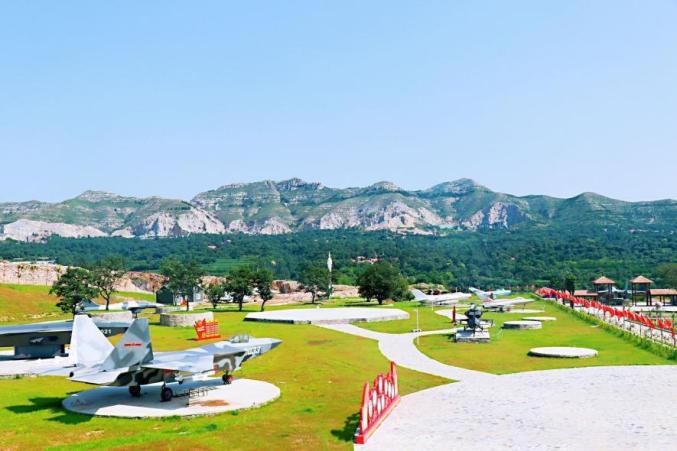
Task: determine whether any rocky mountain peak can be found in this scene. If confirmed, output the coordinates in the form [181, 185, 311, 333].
[426, 178, 485, 195]
[276, 178, 324, 191]
[74, 190, 122, 202]
[363, 181, 402, 193]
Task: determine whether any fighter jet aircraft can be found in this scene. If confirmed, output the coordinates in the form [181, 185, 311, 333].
[469, 287, 512, 297]
[469, 288, 532, 311]
[77, 299, 161, 316]
[64, 315, 281, 402]
[410, 289, 471, 306]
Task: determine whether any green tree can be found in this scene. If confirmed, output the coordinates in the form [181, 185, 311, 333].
[225, 266, 254, 311]
[357, 262, 404, 305]
[300, 266, 330, 304]
[656, 263, 677, 288]
[254, 268, 274, 312]
[161, 258, 205, 311]
[204, 282, 227, 310]
[50, 267, 99, 315]
[90, 256, 125, 311]
[564, 275, 576, 294]
[392, 275, 414, 301]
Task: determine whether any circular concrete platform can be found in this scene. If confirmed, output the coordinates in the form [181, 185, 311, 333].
[502, 320, 542, 330]
[62, 378, 279, 418]
[522, 316, 557, 322]
[529, 347, 598, 358]
[244, 307, 408, 324]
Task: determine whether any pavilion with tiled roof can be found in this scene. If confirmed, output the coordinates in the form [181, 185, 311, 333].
[593, 276, 615, 304]
[630, 275, 653, 305]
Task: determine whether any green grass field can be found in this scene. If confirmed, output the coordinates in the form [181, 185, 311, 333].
[0, 284, 156, 324]
[0, 306, 449, 450]
[416, 299, 675, 374]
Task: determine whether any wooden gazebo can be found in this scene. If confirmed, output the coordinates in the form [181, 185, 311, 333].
[630, 275, 653, 305]
[593, 276, 615, 305]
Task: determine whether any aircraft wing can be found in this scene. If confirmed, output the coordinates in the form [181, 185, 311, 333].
[142, 354, 215, 374]
[70, 368, 130, 385]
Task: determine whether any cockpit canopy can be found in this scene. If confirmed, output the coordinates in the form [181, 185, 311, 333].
[229, 334, 251, 344]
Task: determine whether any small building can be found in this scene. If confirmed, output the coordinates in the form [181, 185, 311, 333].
[593, 276, 615, 304]
[630, 275, 653, 305]
[574, 290, 598, 299]
[647, 288, 677, 306]
[155, 285, 204, 306]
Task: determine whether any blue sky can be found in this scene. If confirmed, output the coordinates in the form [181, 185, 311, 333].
[1, 1, 676, 202]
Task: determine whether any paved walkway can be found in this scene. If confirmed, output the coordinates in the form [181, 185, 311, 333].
[318, 324, 495, 381]
[359, 365, 677, 450]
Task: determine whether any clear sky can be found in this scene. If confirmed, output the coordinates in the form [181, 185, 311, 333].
[1, 1, 676, 203]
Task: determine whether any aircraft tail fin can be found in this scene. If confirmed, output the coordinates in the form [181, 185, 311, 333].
[100, 318, 153, 370]
[69, 315, 114, 366]
[410, 289, 427, 301]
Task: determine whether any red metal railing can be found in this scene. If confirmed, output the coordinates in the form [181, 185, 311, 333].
[354, 361, 400, 444]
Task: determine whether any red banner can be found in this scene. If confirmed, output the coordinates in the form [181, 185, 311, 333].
[194, 319, 221, 341]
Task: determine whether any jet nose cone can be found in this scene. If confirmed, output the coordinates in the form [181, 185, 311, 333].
[269, 338, 282, 350]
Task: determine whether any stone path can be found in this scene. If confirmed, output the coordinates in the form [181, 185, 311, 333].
[319, 324, 495, 381]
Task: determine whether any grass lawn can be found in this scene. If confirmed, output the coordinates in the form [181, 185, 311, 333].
[0, 307, 449, 450]
[0, 284, 156, 324]
[416, 299, 675, 374]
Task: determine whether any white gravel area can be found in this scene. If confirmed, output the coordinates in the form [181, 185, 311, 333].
[523, 316, 557, 321]
[245, 307, 408, 324]
[359, 365, 677, 450]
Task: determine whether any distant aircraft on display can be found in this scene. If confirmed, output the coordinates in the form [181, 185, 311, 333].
[0, 317, 130, 359]
[410, 289, 471, 305]
[469, 287, 512, 297]
[469, 288, 532, 311]
[78, 299, 161, 315]
[60, 315, 281, 402]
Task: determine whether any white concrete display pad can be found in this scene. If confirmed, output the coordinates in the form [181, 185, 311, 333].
[504, 309, 545, 314]
[245, 307, 408, 324]
[502, 320, 542, 330]
[62, 378, 279, 418]
[529, 347, 598, 358]
[0, 350, 71, 378]
[523, 316, 557, 322]
[434, 309, 467, 321]
[359, 366, 677, 450]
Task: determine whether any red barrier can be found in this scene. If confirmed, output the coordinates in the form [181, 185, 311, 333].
[194, 319, 221, 341]
[354, 361, 400, 444]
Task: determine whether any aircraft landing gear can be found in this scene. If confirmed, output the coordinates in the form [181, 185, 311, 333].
[129, 385, 141, 397]
[222, 372, 233, 385]
[160, 384, 173, 402]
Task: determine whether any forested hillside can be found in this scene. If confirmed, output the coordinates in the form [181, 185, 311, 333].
[0, 225, 674, 290]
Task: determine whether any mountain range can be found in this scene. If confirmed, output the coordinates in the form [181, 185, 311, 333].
[1, 178, 675, 242]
